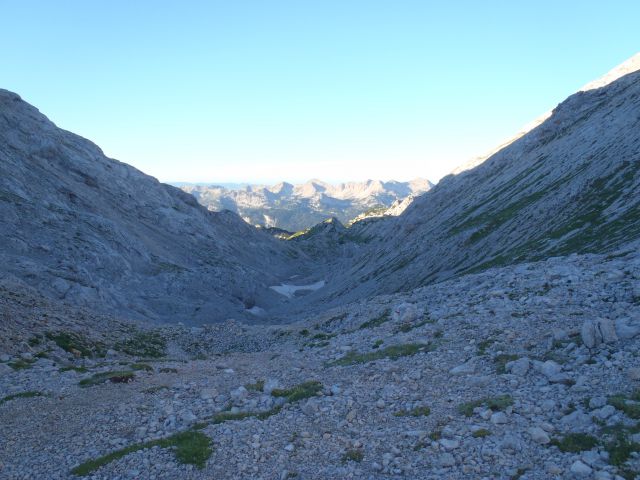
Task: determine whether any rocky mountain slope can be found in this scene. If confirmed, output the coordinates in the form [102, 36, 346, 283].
[0, 89, 309, 325]
[297, 54, 640, 311]
[180, 178, 432, 232]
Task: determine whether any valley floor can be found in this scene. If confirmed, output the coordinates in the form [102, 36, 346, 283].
[1, 247, 640, 479]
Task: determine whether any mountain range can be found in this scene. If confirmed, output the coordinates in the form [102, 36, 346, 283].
[1, 54, 640, 480]
[179, 178, 433, 232]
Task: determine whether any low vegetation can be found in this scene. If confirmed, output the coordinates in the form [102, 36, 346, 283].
[394, 406, 431, 417]
[8, 358, 36, 370]
[114, 330, 166, 358]
[608, 390, 640, 419]
[341, 449, 364, 463]
[550, 433, 599, 452]
[70, 430, 212, 476]
[358, 309, 390, 330]
[329, 343, 433, 366]
[1, 391, 47, 405]
[271, 381, 323, 402]
[458, 394, 513, 417]
[46, 331, 105, 358]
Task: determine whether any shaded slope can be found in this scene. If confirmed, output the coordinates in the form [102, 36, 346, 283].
[0, 89, 307, 324]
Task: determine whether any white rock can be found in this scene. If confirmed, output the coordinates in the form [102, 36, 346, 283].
[570, 460, 593, 476]
[615, 318, 640, 339]
[528, 426, 550, 444]
[490, 412, 508, 424]
[439, 439, 460, 451]
[391, 303, 421, 323]
[506, 357, 530, 376]
[263, 379, 280, 395]
[449, 362, 475, 376]
[541, 360, 562, 378]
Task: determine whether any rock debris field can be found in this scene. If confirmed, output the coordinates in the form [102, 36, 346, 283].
[1, 246, 640, 479]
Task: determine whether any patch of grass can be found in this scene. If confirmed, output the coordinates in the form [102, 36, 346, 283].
[358, 310, 390, 330]
[0, 391, 46, 405]
[60, 366, 88, 373]
[605, 433, 640, 467]
[271, 381, 323, 402]
[341, 449, 364, 463]
[428, 430, 441, 441]
[114, 331, 166, 358]
[70, 430, 211, 476]
[8, 359, 36, 370]
[299, 329, 309, 336]
[477, 339, 495, 355]
[130, 363, 153, 372]
[549, 433, 599, 453]
[608, 391, 640, 419]
[458, 395, 513, 417]
[245, 380, 265, 392]
[79, 370, 135, 388]
[330, 343, 433, 366]
[159, 367, 178, 374]
[472, 429, 491, 438]
[46, 331, 105, 358]
[372, 339, 384, 349]
[494, 354, 519, 374]
[310, 332, 335, 341]
[394, 406, 431, 417]
[144, 385, 169, 394]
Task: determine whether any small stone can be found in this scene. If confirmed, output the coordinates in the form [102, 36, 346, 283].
[594, 405, 615, 419]
[376, 399, 385, 409]
[490, 412, 508, 424]
[528, 427, 550, 444]
[627, 367, 640, 381]
[20, 352, 33, 360]
[231, 386, 248, 402]
[439, 439, 460, 451]
[438, 453, 456, 467]
[263, 379, 280, 395]
[284, 443, 295, 452]
[570, 460, 593, 476]
[0, 354, 11, 362]
[589, 396, 607, 409]
[541, 360, 562, 378]
[506, 357, 530, 376]
[449, 362, 475, 376]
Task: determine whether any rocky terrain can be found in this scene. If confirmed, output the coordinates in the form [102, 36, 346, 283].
[1, 54, 640, 479]
[292, 54, 640, 314]
[180, 178, 432, 232]
[1, 247, 639, 479]
[0, 89, 311, 325]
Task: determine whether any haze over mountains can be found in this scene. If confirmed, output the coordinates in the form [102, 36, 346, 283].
[180, 178, 433, 232]
[1, 55, 640, 479]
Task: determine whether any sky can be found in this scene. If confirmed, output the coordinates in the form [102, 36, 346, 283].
[1, 1, 638, 185]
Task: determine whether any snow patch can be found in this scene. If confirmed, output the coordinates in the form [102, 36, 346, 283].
[270, 281, 326, 298]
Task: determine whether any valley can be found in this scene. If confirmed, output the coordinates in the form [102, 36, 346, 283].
[1, 54, 639, 479]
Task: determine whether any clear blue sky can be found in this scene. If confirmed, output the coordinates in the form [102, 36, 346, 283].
[2, 1, 638, 184]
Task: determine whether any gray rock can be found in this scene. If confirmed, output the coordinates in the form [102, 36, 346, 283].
[528, 427, 550, 444]
[490, 412, 508, 424]
[449, 362, 475, 376]
[506, 357, 530, 376]
[570, 460, 593, 476]
[615, 318, 640, 340]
